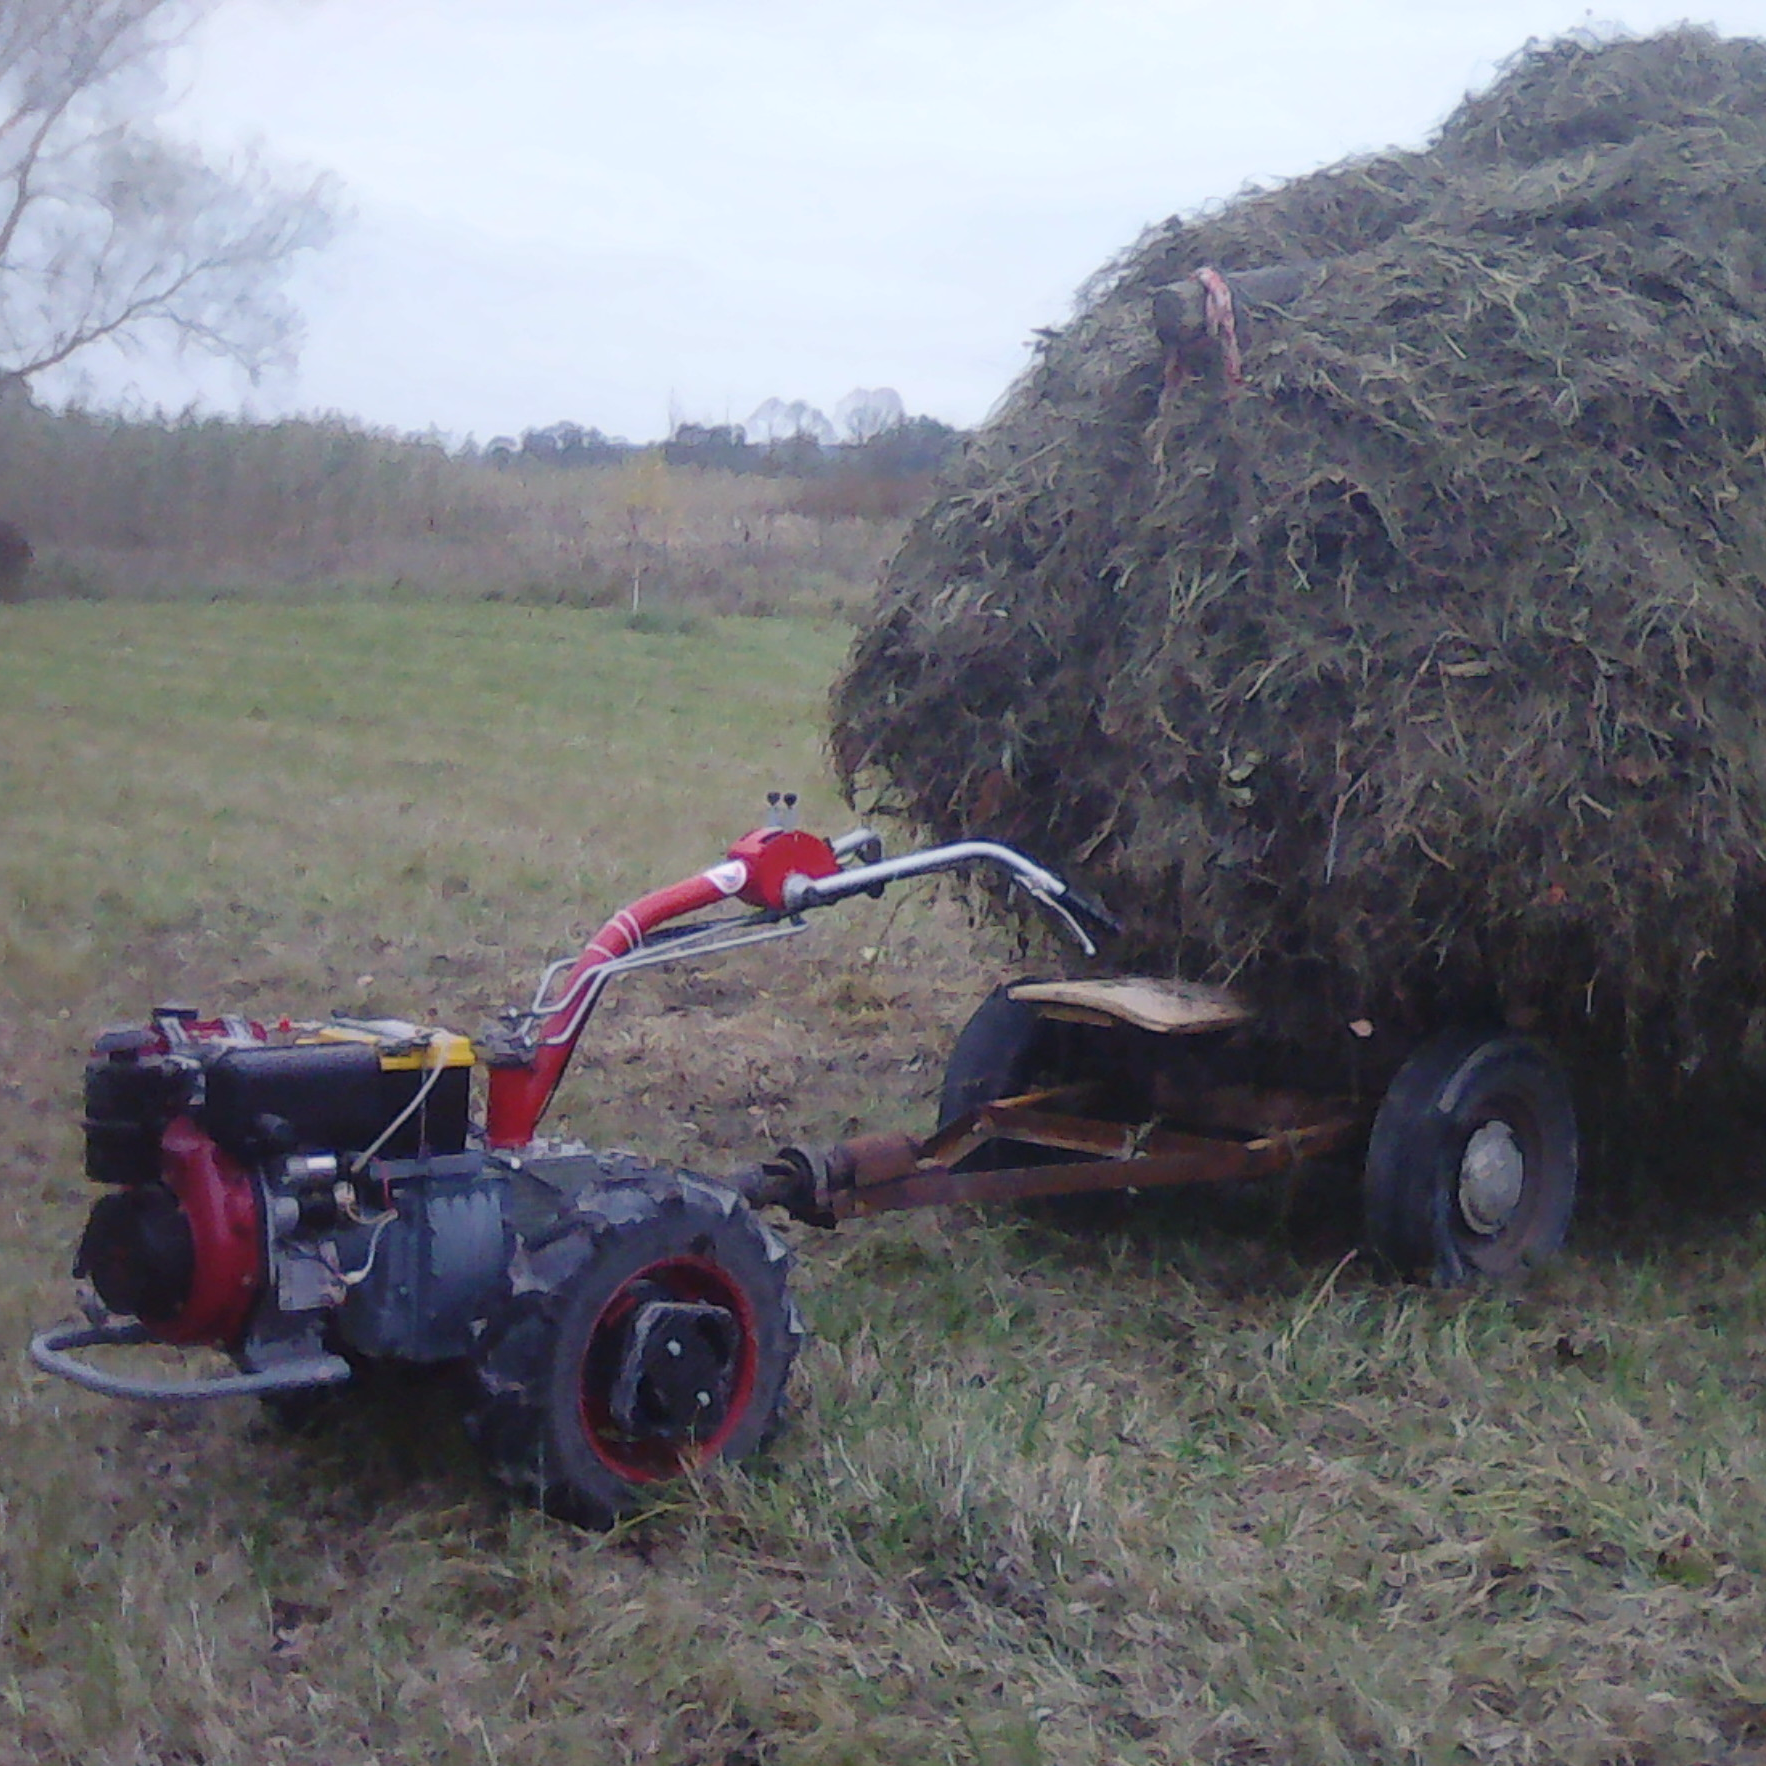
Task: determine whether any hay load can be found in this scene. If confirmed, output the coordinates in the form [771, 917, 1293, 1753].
[831, 28, 1766, 1086]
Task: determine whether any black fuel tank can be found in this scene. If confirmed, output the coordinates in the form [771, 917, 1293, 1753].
[201, 1042, 469, 1161]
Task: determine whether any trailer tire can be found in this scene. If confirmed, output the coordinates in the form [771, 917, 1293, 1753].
[465, 1166, 802, 1527]
[937, 983, 1145, 1226]
[938, 983, 1066, 1172]
[1363, 1028, 1577, 1284]
[940, 985, 1045, 1129]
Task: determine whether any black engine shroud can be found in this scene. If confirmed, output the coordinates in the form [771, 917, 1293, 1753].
[82, 1031, 471, 1184]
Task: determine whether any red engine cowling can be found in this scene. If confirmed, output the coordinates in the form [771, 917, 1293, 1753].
[76, 1014, 267, 1350]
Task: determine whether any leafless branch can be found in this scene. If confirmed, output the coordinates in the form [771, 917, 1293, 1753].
[0, 0, 335, 388]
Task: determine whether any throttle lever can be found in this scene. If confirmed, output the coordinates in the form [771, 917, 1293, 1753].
[1056, 882, 1122, 936]
[1017, 880, 1098, 958]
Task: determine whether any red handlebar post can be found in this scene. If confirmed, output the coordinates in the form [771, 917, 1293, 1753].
[483, 826, 840, 1149]
[727, 826, 840, 911]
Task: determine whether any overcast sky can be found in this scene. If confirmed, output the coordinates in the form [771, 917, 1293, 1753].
[41, 0, 1766, 443]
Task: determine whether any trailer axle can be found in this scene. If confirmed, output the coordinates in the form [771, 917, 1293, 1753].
[733, 1091, 1364, 1226]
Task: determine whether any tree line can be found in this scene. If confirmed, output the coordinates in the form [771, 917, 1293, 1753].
[486, 412, 964, 483]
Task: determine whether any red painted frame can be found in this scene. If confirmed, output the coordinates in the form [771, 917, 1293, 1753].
[484, 825, 838, 1149]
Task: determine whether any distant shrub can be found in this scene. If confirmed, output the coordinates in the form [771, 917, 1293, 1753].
[784, 417, 961, 520]
[0, 519, 30, 602]
[787, 472, 938, 522]
[623, 605, 706, 637]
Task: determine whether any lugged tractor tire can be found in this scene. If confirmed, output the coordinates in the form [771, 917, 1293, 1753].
[465, 1164, 802, 1528]
[259, 1383, 350, 1438]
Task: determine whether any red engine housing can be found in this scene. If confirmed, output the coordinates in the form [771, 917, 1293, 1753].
[153, 1117, 264, 1348]
[80, 1013, 269, 1350]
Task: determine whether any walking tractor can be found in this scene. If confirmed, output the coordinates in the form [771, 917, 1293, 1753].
[30, 806, 1579, 1526]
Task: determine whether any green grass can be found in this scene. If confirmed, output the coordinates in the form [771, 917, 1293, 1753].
[5, 601, 1766, 1764]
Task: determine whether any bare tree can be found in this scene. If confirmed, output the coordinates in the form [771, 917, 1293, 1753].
[0, 0, 337, 396]
[745, 397, 836, 448]
[834, 387, 905, 444]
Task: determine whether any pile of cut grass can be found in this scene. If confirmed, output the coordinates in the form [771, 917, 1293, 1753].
[834, 28, 1766, 1098]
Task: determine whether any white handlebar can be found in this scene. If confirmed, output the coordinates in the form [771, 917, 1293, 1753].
[782, 840, 1098, 955]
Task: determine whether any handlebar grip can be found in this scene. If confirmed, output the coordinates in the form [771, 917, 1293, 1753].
[1058, 884, 1122, 936]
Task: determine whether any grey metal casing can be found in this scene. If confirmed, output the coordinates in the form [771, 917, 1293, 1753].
[339, 1153, 513, 1360]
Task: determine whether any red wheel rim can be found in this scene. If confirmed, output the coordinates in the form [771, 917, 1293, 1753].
[577, 1255, 758, 1482]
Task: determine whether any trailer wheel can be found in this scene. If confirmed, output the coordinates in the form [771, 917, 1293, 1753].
[465, 1166, 801, 1527]
[937, 983, 1142, 1226]
[938, 983, 1065, 1172]
[1363, 1028, 1577, 1284]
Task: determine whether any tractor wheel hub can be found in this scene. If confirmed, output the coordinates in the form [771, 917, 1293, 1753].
[610, 1300, 738, 1439]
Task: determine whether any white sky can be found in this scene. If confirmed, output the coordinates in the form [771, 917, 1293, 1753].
[43, 0, 1766, 443]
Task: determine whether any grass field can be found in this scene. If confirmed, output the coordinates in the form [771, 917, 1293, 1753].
[6, 601, 1766, 1765]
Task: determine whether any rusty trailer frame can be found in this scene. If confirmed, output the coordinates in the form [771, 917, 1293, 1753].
[738, 1082, 1366, 1227]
